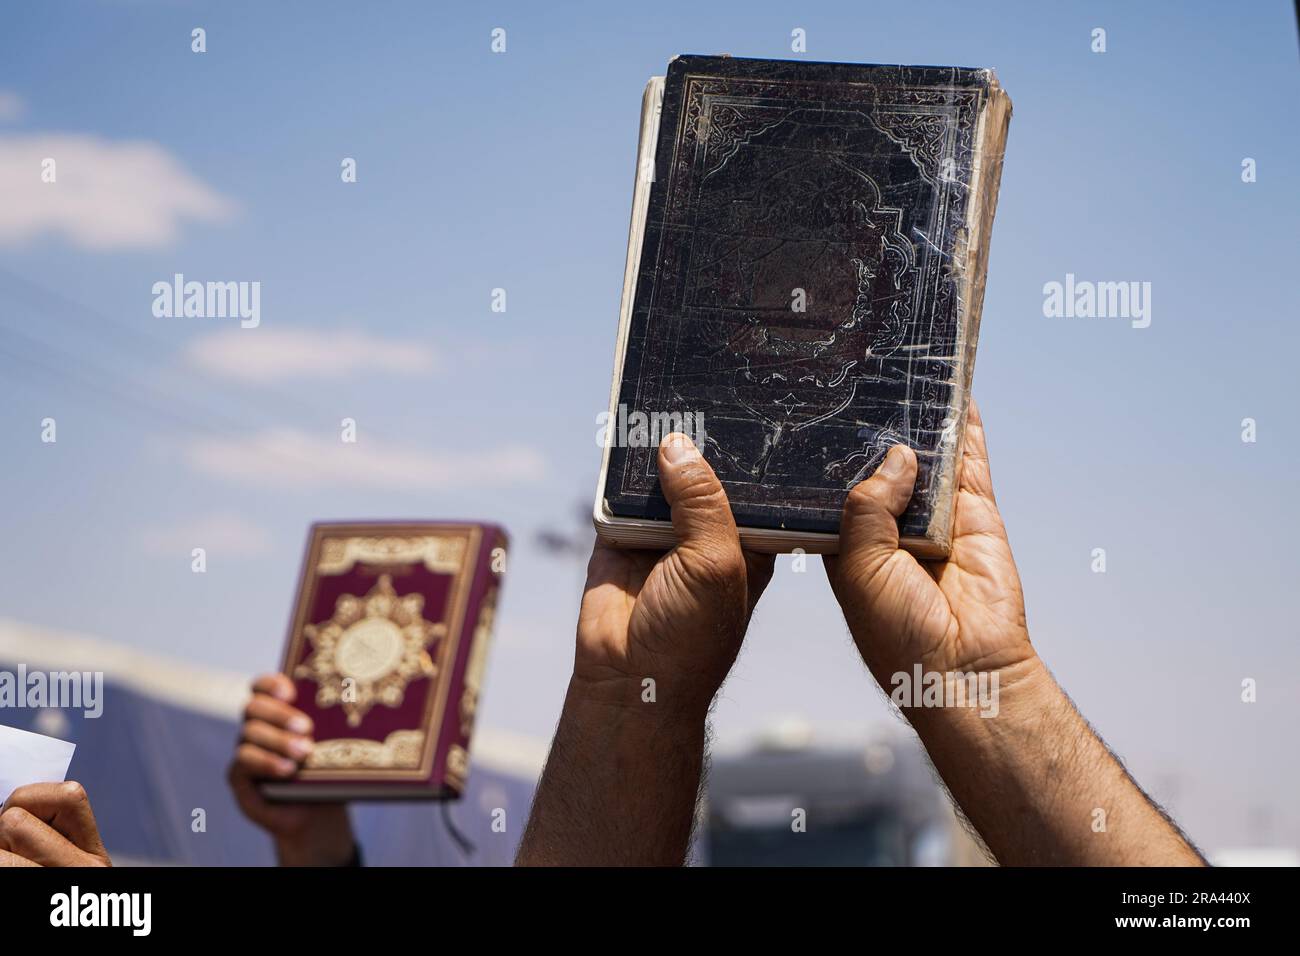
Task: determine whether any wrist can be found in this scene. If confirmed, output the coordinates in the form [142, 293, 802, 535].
[569, 666, 716, 725]
[903, 653, 1056, 746]
[274, 809, 356, 867]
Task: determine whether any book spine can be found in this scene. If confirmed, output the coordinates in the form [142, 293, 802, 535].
[437, 527, 507, 796]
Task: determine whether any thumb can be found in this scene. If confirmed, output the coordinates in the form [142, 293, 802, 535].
[656, 432, 739, 555]
[836, 444, 918, 573]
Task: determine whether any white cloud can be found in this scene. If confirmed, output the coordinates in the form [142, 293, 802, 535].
[0, 91, 24, 122]
[186, 327, 437, 384]
[140, 512, 272, 557]
[186, 428, 546, 491]
[0, 133, 234, 248]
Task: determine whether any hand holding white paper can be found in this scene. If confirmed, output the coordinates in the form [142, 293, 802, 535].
[0, 724, 76, 802]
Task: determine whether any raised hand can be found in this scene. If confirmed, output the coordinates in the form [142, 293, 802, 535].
[825, 399, 1035, 686]
[518, 433, 773, 865]
[825, 400, 1204, 865]
[575, 432, 774, 714]
[227, 673, 356, 866]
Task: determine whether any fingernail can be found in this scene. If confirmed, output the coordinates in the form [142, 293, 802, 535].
[661, 432, 699, 465]
[288, 715, 312, 735]
[879, 445, 907, 477]
[275, 758, 297, 776]
[288, 737, 314, 759]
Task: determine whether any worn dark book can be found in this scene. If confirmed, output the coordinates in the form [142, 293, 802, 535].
[261, 522, 506, 801]
[595, 55, 1011, 557]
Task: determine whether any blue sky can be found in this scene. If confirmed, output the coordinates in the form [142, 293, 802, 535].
[1, 0, 1297, 854]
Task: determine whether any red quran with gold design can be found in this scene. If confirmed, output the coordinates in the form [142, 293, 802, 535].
[261, 522, 507, 801]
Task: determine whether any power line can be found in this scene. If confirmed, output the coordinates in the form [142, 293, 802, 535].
[0, 265, 402, 444]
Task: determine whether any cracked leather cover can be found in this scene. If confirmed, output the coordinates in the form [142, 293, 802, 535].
[603, 55, 1010, 549]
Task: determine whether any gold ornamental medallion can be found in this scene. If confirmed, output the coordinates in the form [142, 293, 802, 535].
[295, 573, 447, 726]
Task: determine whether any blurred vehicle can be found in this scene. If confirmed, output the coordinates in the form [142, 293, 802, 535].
[703, 720, 987, 866]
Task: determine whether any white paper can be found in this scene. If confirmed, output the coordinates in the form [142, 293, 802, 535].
[0, 724, 76, 802]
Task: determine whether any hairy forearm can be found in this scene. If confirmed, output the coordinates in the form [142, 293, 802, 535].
[909, 657, 1206, 866]
[517, 677, 709, 866]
